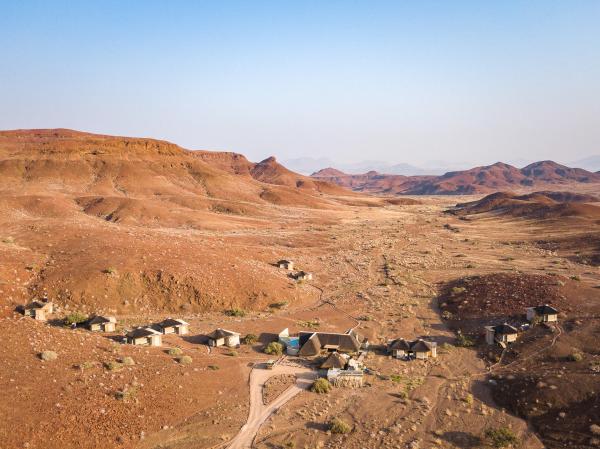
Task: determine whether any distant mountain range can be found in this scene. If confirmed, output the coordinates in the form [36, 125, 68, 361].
[286, 155, 600, 176]
[311, 160, 600, 195]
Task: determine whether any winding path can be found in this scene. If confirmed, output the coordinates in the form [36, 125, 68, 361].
[226, 362, 316, 449]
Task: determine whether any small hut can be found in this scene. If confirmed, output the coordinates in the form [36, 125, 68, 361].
[157, 318, 189, 335]
[526, 305, 558, 323]
[485, 323, 518, 347]
[388, 338, 437, 359]
[277, 260, 294, 270]
[296, 271, 313, 281]
[86, 316, 117, 332]
[207, 328, 240, 347]
[126, 327, 162, 346]
[388, 338, 412, 359]
[23, 301, 54, 321]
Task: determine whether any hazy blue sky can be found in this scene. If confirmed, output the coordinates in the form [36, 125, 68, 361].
[1, 1, 599, 167]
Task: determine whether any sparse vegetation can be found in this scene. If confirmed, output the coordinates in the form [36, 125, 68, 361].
[105, 361, 123, 371]
[242, 333, 258, 345]
[115, 386, 137, 402]
[225, 308, 246, 317]
[177, 355, 192, 365]
[455, 331, 475, 347]
[329, 417, 352, 434]
[63, 312, 88, 326]
[390, 374, 403, 383]
[208, 365, 220, 370]
[269, 301, 288, 309]
[357, 315, 373, 321]
[570, 275, 581, 281]
[297, 319, 320, 329]
[76, 361, 96, 370]
[120, 356, 135, 366]
[569, 351, 584, 362]
[264, 341, 284, 356]
[2, 236, 15, 244]
[167, 347, 183, 356]
[311, 378, 332, 394]
[104, 267, 118, 275]
[451, 286, 466, 296]
[485, 427, 518, 448]
[464, 393, 474, 406]
[39, 351, 57, 361]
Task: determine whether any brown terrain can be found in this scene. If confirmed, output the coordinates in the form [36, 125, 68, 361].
[312, 161, 600, 195]
[1, 129, 600, 449]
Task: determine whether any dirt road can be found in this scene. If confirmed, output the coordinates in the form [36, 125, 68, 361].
[226, 362, 316, 449]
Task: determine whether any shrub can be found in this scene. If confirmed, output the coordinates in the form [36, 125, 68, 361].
[64, 312, 88, 326]
[77, 361, 96, 370]
[570, 275, 581, 281]
[311, 378, 331, 394]
[440, 342, 454, 352]
[39, 351, 57, 361]
[485, 427, 518, 448]
[390, 374, 403, 383]
[242, 334, 258, 345]
[464, 393, 474, 405]
[441, 310, 453, 320]
[168, 347, 183, 356]
[329, 417, 351, 434]
[120, 356, 135, 366]
[456, 331, 475, 347]
[297, 320, 320, 329]
[207, 365, 219, 370]
[570, 352, 584, 362]
[227, 350, 238, 357]
[269, 301, 288, 309]
[264, 341, 284, 356]
[2, 236, 15, 244]
[105, 361, 123, 371]
[115, 387, 137, 402]
[451, 286, 466, 296]
[104, 267, 118, 275]
[225, 308, 246, 317]
[357, 315, 373, 321]
[177, 355, 193, 365]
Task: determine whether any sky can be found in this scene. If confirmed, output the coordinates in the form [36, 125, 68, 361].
[1, 1, 599, 168]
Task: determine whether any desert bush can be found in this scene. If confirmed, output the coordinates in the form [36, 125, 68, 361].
[570, 275, 581, 281]
[451, 286, 466, 296]
[115, 387, 137, 402]
[105, 361, 123, 371]
[2, 236, 15, 244]
[39, 351, 57, 361]
[177, 355, 193, 365]
[570, 352, 584, 362]
[441, 310, 453, 320]
[269, 301, 288, 309]
[485, 427, 518, 448]
[464, 393, 474, 405]
[329, 417, 351, 434]
[264, 341, 284, 356]
[357, 315, 373, 321]
[455, 331, 475, 347]
[227, 350, 238, 357]
[390, 374, 403, 383]
[311, 378, 332, 394]
[77, 361, 96, 370]
[242, 333, 258, 345]
[207, 365, 220, 370]
[168, 347, 183, 356]
[64, 312, 88, 326]
[120, 356, 135, 366]
[104, 267, 118, 275]
[465, 263, 476, 269]
[440, 342, 454, 352]
[225, 308, 246, 317]
[297, 319, 320, 329]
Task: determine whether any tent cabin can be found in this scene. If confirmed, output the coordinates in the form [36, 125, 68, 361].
[126, 327, 162, 346]
[485, 323, 518, 347]
[157, 318, 189, 335]
[86, 316, 117, 332]
[387, 338, 437, 359]
[207, 328, 240, 347]
[411, 339, 437, 359]
[23, 301, 54, 321]
[526, 305, 558, 323]
[296, 271, 313, 281]
[277, 260, 294, 270]
[298, 330, 364, 357]
[320, 352, 349, 370]
[388, 338, 412, 359]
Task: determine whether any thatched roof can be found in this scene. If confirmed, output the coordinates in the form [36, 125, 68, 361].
[157, 318, 189, 328]
[127, 327, 161, 339]
[320, 352, 348, 369]
[298, 331, 362, 356]
[207, 328, 239, 340]
[532, 304, 558, 315]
